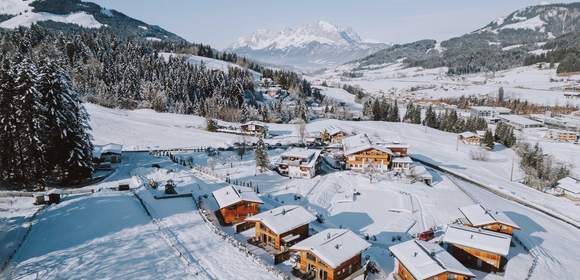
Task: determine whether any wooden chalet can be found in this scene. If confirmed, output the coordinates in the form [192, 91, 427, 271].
[277, 148, 322, 178]
[241, 121, 268, 137]
[458, 204, 520, 235]
[245, 205, 316, 251]
[321, 126, 348, 144]
[290, 229, 371, 280]
[390, 239, 475, 280]
[342, 134, 392, 172]
[458, 132, 480, 146]
[383, 142, 410, 157]
[212, 185, 263, 224]
[442, 224, 512, 272]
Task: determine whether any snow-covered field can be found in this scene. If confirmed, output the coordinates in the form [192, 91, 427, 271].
[3, 104, 580, 279]
[315, 86, 363, 111]
[310, 62, 580, 107]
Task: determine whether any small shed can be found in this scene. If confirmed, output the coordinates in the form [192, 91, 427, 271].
[412, 166, 433, 185]
[47, 189, 63, 204]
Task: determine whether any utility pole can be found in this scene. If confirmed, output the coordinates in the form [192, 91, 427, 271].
[510, 153, 515, 182]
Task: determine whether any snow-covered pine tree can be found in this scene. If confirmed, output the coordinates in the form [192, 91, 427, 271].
[38, 59, 93, 183]
[0, 58, 18, 182]
[483, 130, 495, 150]
[255, 136, 269, 172]
[12, 56, 47, 186]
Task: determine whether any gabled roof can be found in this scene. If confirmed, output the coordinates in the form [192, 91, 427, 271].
[458, 132, 478, 139]
[245, 205, 316, 234]
[443, 224, 512, 256]
[212, 185, 263, 209]
[93, 143, 123, 158]
[291, 229, 370, 269]
[458, 204, 520, 229]
[342, 134, 372, 155]
[242, 121, 265, 127]
[390, 240, 475, 279]
[324, 126, 345, 136]
[557, 176, 580, 194]
[279, 148, 322, 168]
[393, 156, 413, 164]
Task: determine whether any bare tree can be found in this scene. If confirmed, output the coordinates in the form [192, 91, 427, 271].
[298, 120, 306, 144]
[237, 136, 247, 160]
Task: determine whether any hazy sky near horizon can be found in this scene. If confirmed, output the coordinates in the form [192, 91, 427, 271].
[93, 0, 577, 49]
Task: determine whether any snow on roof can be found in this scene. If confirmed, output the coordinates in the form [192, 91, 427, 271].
[279, 148, 322, 168]
[342, 134, 393, 155]
[557, 176, 580, 194]
[324, 125, 345, 136]
[500, 115, 543, 126]
[393, 156, 413, 164]
[458, 132, 478, 138]
[443, 224, 512, 256]
[412, 166, 433, 180]
[245, 205, 316, 234]
[212, 185, 263, 209]
[470, 106, 511, 113]
[389, 240, 475, 279]
[242, 121, 265, 127]
[281, 148, 317, 159]
[459, 204, 520, 229]
[93, 143, 123, 157]
[383, 142, 410, 149]
[290, 229, 371, 269]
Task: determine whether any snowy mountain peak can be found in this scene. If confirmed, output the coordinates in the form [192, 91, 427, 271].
[231, 20, 376, 50]
[229, 20, 388, 71]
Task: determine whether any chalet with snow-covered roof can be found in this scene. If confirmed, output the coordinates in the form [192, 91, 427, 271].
[320, 126, 348, 144]
[93, 143, 123, 163]
[290, 229, 371, 280]
[390, 239, 475, 280]
[458, 204, 520, 235]
[241, 121, 268, 137]
[245, 205, 316, 251]
[343, 134, 392, 172]
[555, 176, 580, 200]
[212, 185, 264, 224]
[442, 224, 512, 272]
[277, 148, 322, 178]
[458, 132, 481, 146]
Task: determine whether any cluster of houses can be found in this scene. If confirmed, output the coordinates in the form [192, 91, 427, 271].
[272, 127, 431, 184]
[390, 203, 520, 280]
[216, 121, 270, 138]
[211, 181, 521, 280]
[211, 185, 371, 280]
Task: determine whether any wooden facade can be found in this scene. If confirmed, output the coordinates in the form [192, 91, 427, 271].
[254, 222, 309, 251]
[459, 135, 481, 146]
[321, 130, 347, 144]
[395, 260, 472, 280]
[294, 250, 362, 280]
[447, 244, 504, 272]
[467, 222, 515, 235]
[346, 148, 391, 171]
[241, 123, 267, 136]
[218, 201, 261, 224]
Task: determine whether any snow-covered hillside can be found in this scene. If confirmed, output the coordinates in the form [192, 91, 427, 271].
[159, 52, 260, 79]
[311, 62, 580, 107]
[0, 0, 184, 42]
[228, 20, 388, 71]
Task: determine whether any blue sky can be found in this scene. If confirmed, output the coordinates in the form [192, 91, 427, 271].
[93, 0, 576, 49]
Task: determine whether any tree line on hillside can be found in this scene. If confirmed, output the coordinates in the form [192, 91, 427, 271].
[0, 26, 317, 123]
[438, 93, 579, 115]
[0, 53, 93, 189]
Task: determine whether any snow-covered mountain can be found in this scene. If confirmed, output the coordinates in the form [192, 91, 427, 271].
[228, 20, 388, 71]
[0, 0, 185, 42]
[354, 2, 580, 74]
